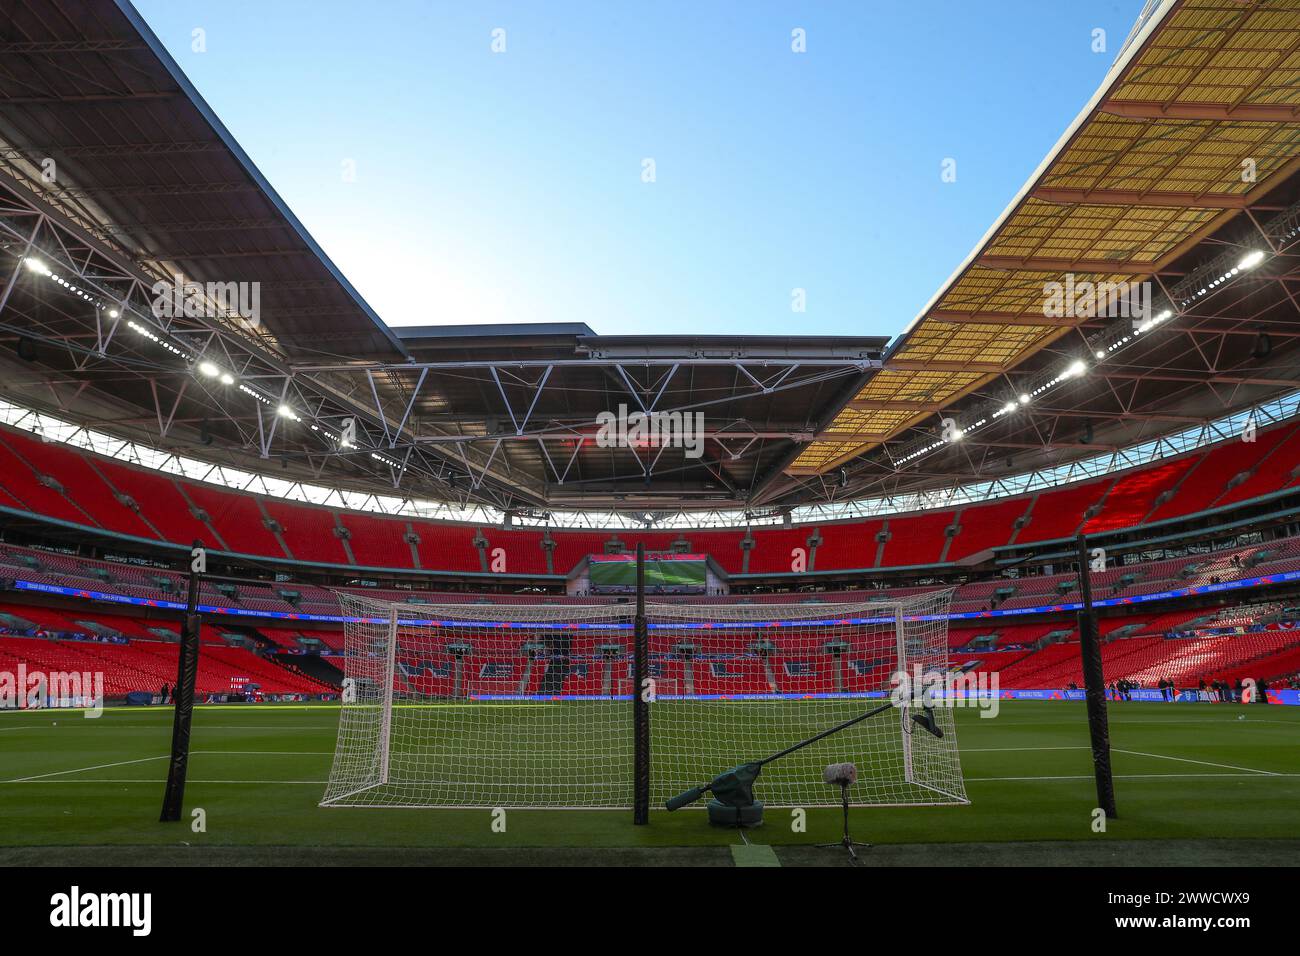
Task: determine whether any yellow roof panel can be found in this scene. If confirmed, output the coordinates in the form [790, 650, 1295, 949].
[790, 0, 1300, 477]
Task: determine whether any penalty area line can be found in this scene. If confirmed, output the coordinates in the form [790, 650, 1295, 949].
[0, 779, 328, 785]
[1112, 748, 1280, 776]
[5, 754, 168, 782]
[968, 772, 1300, 782]
[3, 750, 333, 783]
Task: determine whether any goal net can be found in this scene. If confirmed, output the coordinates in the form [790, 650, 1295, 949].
[322, 593, 636, 808]
[647, 590, 965, 808]
[322, 590, 966, 809]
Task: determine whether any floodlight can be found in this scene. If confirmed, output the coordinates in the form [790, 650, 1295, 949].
[1237, 249, 1264, 271]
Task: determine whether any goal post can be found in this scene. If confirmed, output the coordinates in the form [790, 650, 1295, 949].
[322, 589, 966, 810]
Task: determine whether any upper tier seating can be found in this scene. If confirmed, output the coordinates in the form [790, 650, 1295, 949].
[880, 511, 952, 567]
[340, 512, 418, 570]
[266, 500, 351, 566]
[947, 499, 1030, 561]
[1018, 479, 1113, 543]
[181, 484, 285, 557]
[1083, 458, 1198, 533]
[2, 419, 1300, 575]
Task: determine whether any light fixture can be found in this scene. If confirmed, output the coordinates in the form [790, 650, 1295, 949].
[1062, 359, 1087, 379]
[1018, 393, 1030, 405]
[219, 372, 235, 385]
[198, 361, 220, 378]
[1238, 249, 1265, 271]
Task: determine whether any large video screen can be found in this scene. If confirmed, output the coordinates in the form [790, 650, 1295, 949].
[588, 553, 707, 594]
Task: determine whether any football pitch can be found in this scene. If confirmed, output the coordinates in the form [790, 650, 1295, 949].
[2, 700, 1298, 866]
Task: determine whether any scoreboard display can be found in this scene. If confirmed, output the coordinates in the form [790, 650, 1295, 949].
[587, 553, 708, 594]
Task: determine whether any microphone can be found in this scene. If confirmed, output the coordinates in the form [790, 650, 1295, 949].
[823, 762, 858, 786]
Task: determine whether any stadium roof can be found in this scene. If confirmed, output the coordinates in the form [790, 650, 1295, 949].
[788, 0, 1300, 480]
[1, 0, 1299, 518]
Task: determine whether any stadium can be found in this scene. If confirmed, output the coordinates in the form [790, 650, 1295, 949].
[1, 0, 1299, 899]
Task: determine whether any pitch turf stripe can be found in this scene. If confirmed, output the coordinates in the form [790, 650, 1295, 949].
[8, 773, 1300, 786]
[1112, 748, 1280, 776]
[192, 750, 332, 755]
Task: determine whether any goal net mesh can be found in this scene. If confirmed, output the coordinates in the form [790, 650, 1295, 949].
[322, 589, 965, 809]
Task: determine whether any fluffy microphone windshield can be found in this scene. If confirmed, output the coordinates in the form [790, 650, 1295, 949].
[823, 762, 858, 786]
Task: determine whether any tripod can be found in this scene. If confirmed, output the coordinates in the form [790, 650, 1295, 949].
[817, 780, 870, 863]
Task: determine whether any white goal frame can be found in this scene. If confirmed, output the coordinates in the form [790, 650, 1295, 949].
[321, 590, 966, 809]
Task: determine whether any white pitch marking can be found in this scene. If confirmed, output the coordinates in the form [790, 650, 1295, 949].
[1112, 748, 1279, 776]
[5, 754, 168, 782]
[0, 779, 329, 785]
[969, 772, 1300, 781]
[3, 750, 331, 783]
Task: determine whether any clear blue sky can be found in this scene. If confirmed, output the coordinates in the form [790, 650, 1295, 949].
[132, 0, 1143, 339]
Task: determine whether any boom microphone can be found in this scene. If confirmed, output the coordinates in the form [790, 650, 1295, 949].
[823, 762, 858, 786]
[910, 703, 943, 738]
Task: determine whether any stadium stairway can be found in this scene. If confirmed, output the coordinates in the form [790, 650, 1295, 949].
[270, 651, 342, 688]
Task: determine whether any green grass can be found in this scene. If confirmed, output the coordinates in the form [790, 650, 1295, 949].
[1, 700, 1298, 865]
